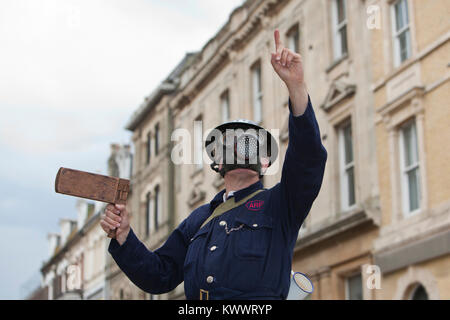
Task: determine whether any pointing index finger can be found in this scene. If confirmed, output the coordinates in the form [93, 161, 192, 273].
[274, 29, 283, 59]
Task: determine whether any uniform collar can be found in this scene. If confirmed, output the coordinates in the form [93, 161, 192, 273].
[210, 180, 263, 211]
[233, 180, 264, 202]
[223, 190, 235, 202]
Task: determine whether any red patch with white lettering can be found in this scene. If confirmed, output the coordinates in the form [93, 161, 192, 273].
[245, 200, 264, 211]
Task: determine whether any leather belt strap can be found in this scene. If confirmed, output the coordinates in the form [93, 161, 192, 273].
[200, 189, 264, 229]
[200, 289, 209, 300]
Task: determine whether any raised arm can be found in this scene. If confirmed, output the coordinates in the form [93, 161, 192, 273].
[270, 29, 327, 232]
[271, 29, 309, 116]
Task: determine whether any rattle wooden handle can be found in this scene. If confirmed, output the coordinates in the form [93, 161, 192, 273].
[106, 209, 122, 239]
[107, 218, 119, 239]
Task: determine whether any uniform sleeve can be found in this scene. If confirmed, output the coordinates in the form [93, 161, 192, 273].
[276, 94, 327, 232]
[108, 219, 190, 294]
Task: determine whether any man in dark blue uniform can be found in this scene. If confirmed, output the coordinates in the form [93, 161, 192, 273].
[100, 29, 327, 300]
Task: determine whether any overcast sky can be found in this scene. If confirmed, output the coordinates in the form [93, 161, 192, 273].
[0, 0, 243, 299]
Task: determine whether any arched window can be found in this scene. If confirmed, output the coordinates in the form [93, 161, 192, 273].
[411, 284, 428, 300]
[154, 185, 160, 230]
[145, 192, 151, 237]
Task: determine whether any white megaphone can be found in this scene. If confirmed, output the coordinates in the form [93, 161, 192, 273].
[286, 271, 314, 300]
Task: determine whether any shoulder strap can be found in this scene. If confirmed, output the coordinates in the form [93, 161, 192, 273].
[200, 189, 264, 229]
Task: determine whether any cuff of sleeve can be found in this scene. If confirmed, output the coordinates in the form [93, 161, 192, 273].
[108, 228, 138, 256]
[288, 94, 313, 122]
[287, 94, 325, 157]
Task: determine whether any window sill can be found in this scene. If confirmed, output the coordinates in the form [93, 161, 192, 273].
[402, 207, 422, 219]
[325, 53, 349, 74]
[373, 56, 416, 92]
[294, 207, 375, 252]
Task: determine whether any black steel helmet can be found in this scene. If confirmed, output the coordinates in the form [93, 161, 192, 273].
[205, 119, 279, 176]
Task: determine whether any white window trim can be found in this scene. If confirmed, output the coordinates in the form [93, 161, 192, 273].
[251, 63, 262, 124]
[338, 121, 356, 212]
[194, 117, 203, 169]
[398, 120, 421, 217]
[154, 186, 162, 230]
[221, 91, 230, 123]
[391, 0, 411, 67]
[287, 26, 299, 53]
[146, 132, 152, 165]
[154, 124, 160, 156]
[331, 0, 348, 60]
[408, 283, 428, 300]
[146, 193, 153, 235]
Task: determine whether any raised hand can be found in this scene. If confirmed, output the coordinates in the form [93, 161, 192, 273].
[270, 29, 304, 87]
[270, 29, 308, 115]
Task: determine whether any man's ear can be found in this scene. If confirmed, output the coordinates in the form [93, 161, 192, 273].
[259, 157, 269, 176]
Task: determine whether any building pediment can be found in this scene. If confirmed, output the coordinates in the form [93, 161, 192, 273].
[187, 186, 206, 207]
[321, 80, 356, 112]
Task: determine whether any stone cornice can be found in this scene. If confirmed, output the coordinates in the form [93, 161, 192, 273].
[169, 0, 286, 111]
[294, 207, 377, 253]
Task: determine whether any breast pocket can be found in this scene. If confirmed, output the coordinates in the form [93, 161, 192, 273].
[233, 213, 273, 260]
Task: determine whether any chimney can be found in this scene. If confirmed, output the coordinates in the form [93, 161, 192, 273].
[117, 144, 133, 180]
[47, 233, 61, 258]
[60, 219, 77, 244]
[108, 143, 120, 177]
[76, 199, 88, 230]
[108, 143, 133, 179]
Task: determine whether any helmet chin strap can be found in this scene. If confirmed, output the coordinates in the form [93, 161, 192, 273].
[219, 163, 262, 179]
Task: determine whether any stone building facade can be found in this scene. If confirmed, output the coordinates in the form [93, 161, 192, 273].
[369, 0, 450, 300]
[39, 144, 133, 300]
[124, 0, 449, 300]
[37, 0, 447, 300]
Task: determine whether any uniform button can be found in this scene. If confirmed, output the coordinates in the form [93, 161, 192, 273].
[210, 246, 217, 251]
[219, 221, 226, 226]
[252, 224, 258, 227]
[206, 276, 214, 284]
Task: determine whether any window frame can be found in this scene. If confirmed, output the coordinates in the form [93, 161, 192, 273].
[345, 272, 363, 300]
[145, 191, 151, 237]
[146, 131, 152, 165]
[251, 61, 263, 124]
[391, 0, 411, 67]
[286, 24, 300, 53]
[398, 119, 421, 217]
[409, 283, 429, 300]
[338, 120, 356, 211]
[154, 185, 160, 231]
[154, 123, 160, 157]
[194, 115, 203, 170]
[220, 90, 230, 123]
[331, 0, 348, 60]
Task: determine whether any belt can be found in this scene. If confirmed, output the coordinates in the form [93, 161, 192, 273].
[200, 289, 209, 300]
[198, 287, 280, 300]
